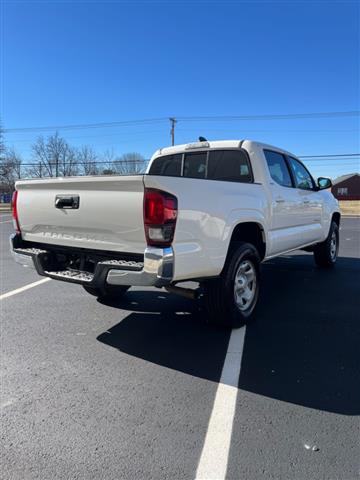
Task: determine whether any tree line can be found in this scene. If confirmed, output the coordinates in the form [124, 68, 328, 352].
[0, 130, 147, 192]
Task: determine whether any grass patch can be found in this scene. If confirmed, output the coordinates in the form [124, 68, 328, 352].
[339, 200, 360, 216]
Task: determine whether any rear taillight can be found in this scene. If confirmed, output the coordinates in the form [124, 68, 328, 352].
[144, 188, 178, 247]
[12, 190, 21, 234]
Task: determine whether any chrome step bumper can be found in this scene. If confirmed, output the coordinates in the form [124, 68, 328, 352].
[10, 234, 174, 288]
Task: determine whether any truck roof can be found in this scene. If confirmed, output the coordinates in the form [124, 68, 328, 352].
[150, 139, 298, 160]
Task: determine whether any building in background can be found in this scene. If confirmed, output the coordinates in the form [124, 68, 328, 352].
[331, 173, 360, 201]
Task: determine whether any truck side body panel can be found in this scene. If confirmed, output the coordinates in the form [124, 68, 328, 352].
[144, 174, 267, 281]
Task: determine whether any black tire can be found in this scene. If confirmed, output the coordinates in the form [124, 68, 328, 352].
[201, 242, 261, 328]
[82, 284, 130, 299]
[313, 221, 339, 268]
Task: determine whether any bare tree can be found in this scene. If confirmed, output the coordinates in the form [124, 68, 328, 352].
[59, 145, 79, 177]
[100, 148, 116, 175]
[0, 123, 5, 162]
[0, 123, 9, 192]
[6, 147, 22, 179]
[113, 152, 147, 175]
[0, 123, 24, 191]
[77, 146, 98, 175]
[0, 147, 22, 191]
[31, 132, 78, 177]
[31, 135, 55, 177]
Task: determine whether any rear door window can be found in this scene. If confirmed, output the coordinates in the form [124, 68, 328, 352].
[208, 150, 252, 182]
[264, 150, 293, 187]
[148, 154, 182, 176]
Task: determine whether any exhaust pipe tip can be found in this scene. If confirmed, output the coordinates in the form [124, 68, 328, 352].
[165, 285, 200, 300]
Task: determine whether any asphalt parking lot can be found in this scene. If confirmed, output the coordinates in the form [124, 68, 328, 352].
[1, 213, 359, 480]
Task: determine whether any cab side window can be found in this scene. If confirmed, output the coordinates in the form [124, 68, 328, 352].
[264, 150, 293, 187]
[288, 157, 314, 190]
[183, 152, 207, 179]
[207, 150, 252, 183]
[148, 154, 182, 176]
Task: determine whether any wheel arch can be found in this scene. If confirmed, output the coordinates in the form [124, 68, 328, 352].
[228, 221, 266, 261]
[332, 211, 341, 227]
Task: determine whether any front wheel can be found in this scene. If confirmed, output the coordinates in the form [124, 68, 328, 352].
[201, 242, 261, 328]
[313, 221, 339, 268]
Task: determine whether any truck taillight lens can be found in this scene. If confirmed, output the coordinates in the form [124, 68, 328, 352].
[144, 188, 178, 247]
[12, 190, 21, 234]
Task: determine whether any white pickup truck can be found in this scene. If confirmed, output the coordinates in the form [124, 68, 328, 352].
[10, 140, 340, 328]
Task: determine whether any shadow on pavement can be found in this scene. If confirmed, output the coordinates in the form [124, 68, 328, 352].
[239, 254, 360, 415]
[97, 254, 360, 414]
[97, 291, 231, 383]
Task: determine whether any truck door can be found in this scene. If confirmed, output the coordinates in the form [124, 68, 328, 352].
[286, 156, 324, 245]
[263, 150, 305, 255]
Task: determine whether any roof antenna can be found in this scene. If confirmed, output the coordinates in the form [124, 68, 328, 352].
[199, 136, 207, 142]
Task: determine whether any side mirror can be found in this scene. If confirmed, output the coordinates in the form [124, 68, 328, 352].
[317, 177, 332, 190]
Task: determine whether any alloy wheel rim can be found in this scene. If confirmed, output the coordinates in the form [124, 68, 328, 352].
[233, 259, 257, 311]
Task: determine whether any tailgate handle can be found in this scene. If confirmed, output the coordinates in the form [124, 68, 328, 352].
[55, 195, 80, 209]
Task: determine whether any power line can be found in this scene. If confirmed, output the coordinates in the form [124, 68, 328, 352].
[4, 129, 169, 143]
[303, 161, 359, 165]
[2, 153, 360, 167]
[178, 111, 360, 122]
[299, 153, 359, 158]
[12, 154, 360, 168]
[15, 160, 147, 167]
[4, 111, 359, 134]
[3, 117, 169, 134]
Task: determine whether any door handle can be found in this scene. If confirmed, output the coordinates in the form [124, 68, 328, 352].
[275, 197, 285, 203]
[55, 195, 80, 209]
[303, 198, 310, 204]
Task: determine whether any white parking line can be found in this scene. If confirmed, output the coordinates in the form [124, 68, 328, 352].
[0, 220, 12, 224]
[0, 278, 51, 301]
[195, 326, 246, 480]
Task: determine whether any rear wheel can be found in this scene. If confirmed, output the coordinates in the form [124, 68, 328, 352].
[201, 242, 260, 328]
[313, 221, 339, 268]
[82, 285, 130, 299]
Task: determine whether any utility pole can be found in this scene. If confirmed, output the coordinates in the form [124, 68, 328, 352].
[169, 117, 177, 146]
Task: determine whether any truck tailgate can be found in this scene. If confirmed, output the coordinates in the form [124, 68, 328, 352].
[16, 175, 147, 253]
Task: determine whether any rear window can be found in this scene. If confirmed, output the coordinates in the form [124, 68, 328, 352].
[148, 154, 182, 176]
[264, 150, 293, 188]
[148, 149, 252, 183]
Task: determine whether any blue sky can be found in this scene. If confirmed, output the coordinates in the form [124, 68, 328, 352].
[1, 0, 359, 178]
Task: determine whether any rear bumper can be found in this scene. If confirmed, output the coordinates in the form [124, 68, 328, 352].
[106, 246, 174, 287]
[9, 234, 174, 288]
